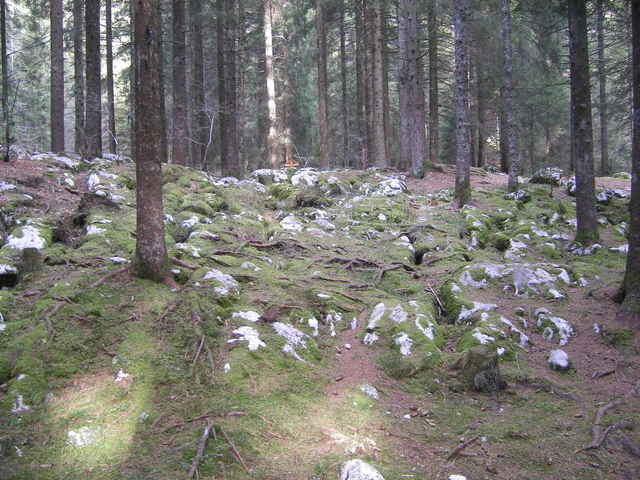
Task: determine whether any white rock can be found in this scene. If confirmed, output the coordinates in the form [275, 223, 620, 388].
[0, 181, 16, 192]
[449, 475, 468, 480]
[459, 270, 488, 289]
[609, 244, 629, 254]
[67, 426, 100, 447]
[114, 369, 130, 382]
[6, 226, 46, 250]
[340, 459, 385, 480]
[360, 385, 379, 400]
[280, 215, 303, 232]
[224, 363, 231, 373]
[395, 332, 413, 356]
[458, 302, 497, 323]
[86, 225, 106, 235]
[232, 311, 261, 323]
[367, 303, 386, 330]
[0, 312, 5, 331]
[308, 317, 319, 336]
[109, 256, 129, 264]
[241, 261, 261, 272]
[11, 394, 31, 414]
[472, 329, 495, 345]
[0, 264, 17, 275]
[228, 326, 265, 351]
[548, 349, 570, 371]
[273, 322, 308, 349]
[291, 170, 318, 187]
[390, 305, 408, 324]
[203, 269, 239, 292]
[415, 315, 436, 341]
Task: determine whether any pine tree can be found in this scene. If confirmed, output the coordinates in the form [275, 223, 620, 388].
[454, 0, 471, 206]
[85, 0, 102, 158]
[50, 0, 64, 152]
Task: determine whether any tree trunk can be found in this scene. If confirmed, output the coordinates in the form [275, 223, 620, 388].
[454, 0, 471, 206]
[106, 0, 117, 153]
[85, 0, 102, 159]
[568, 0, 599, 244]
[399, 0, 426, 178]
[172, 0, 188, 164]
[50, 0, 65, 153]
[158, 14, 168, 164]
[339, 0, 349, 167]
[382, 8, 391, 166]
[477, 61, 485, 168]
[355, 0, 367, 168]
[502, 0, 519, 192]
[1, 0, 9, 162]
[427, 0, 439, 166]
[190, 0, 206, 168]
[370, 2, 386, 168]
[133, 0, 168, 282]
[617, 0, 640, 326]
[597, 0, 609, 176]
[264, 0, 280, 168]
[218, 0, 241, 177]
[498, 100, 508, 173]
[73, 0, 84, 155]
[316, 0, 329, 170]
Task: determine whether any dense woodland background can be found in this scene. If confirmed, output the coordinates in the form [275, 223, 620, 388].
[0, 0, 635, 175]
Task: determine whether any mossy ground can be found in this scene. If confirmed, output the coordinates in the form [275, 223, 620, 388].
[1, 158, 638, 479]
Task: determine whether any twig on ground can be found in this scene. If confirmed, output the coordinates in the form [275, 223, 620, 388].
[425, 284, 444, 314]
[372, 264, 402, 285]
[447, 435, 480, 461]
[88, 266, 129, 289]
[221, 427, 251, 473]
[191, 335, 205, 377]
[189, 421, 213, 478]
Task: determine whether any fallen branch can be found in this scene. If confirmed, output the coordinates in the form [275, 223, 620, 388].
[190, 335, 206, 377]
[425, 285, 444, 314]
[158, 411, 245, 433]
[189, 421, 213, 478]
[372, 264, 402, 286]
[447, 435, 480, 461]
[221, 427, 251, 474]
[88, 266, 129, 289]
[592, 368, 616, 380]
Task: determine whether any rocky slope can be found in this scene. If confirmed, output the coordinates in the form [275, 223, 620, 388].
[0, 153, 638, 479]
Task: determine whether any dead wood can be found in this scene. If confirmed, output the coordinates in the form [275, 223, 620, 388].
[158, 411, 245, 433]
[447, 435, 480, 461]
[592, 368, 616, 380]
[188, 421, 213, 478]
[221, 427, 251, 473]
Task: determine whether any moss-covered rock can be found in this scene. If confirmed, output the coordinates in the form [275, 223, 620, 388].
[451, 345, 507, 392]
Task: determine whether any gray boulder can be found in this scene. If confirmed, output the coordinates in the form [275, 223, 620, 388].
[340, 460, 385, 480]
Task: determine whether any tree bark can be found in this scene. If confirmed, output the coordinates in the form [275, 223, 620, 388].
[264, 0, 280, 168]
[172, 0, 188, 164]
[316, 0, 329, 170]
[355, 0, 367, 168]
[85, 0, 102, 158]
[106, 0, 117, 153]
[502, 0, 519, 192]
[370, 2, 386, 168]
[399, 0, 426, 178]
[50, 0, 65, 153]
[617, 0, 640, 326]
[73, 0, 84, 155]
[190, 0, 206, 168]
[427, 0, 439, 166]
[568, 0, 599, 244]
[1, 0, 9, 162]
[133, 0, 168, 282]
[218, 0, 241, 177]
[597, 0, 609, 176]
[339, 0, 349, 167]
[454, 0, 471, 206]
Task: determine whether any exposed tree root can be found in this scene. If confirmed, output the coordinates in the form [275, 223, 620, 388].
[221, 427, 251, 473]
[446, 435, 480, 461]
[88, 266, 130, 289]
[576, 382, 640, 454]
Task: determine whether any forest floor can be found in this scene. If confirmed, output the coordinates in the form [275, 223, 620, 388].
[0, 153, 639, 480]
